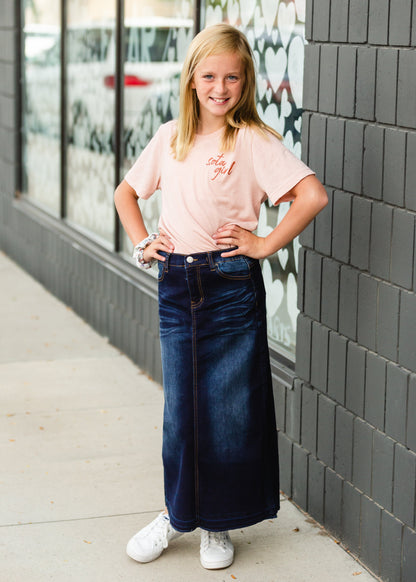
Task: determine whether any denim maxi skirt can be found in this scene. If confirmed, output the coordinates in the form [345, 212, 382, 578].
[158, 250, 280, 533]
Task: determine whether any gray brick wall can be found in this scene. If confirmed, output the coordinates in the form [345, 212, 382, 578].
[292, 1, 416, 580]
[1, 1, 415, 580]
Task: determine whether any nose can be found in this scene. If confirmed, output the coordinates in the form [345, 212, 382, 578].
[215, 78, 226, 94]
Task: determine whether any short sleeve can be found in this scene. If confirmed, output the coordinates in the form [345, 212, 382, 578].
[124, 124, 168, 199]
[251, 130, 315, 205]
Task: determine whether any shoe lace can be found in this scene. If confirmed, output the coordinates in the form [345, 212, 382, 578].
[203, 531, 229, 551]
[148, 514, 170, 549]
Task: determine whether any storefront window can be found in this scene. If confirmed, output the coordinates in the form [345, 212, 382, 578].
[202, 0, 306, 359]
[21, 0, 61, 215]
[65, 0, 116, 245]
[121, 0, 194, 260]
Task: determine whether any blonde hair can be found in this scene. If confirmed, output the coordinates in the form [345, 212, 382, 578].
[171, 23, 282, 161]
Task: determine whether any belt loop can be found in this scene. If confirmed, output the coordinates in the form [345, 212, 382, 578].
[164, 252, 171, 272]
[208, 252, 215, 269]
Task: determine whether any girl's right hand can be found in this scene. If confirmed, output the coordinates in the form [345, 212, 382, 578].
[143, 229, 175, 262]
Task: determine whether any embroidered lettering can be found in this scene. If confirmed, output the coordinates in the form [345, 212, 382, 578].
[206, 154, 236, 180]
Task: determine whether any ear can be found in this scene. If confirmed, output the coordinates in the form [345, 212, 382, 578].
[190, 76, 196, 89]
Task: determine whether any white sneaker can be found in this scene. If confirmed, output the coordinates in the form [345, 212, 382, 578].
[200, 530, 234, 569]
[126, 512, 183, 563]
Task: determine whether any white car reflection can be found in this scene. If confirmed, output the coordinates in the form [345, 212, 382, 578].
[24, 18, 193, 152]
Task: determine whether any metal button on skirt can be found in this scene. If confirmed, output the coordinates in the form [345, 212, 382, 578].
[158, 250, 280, 532]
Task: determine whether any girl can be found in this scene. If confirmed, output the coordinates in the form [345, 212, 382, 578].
[114, 23, 327, 570]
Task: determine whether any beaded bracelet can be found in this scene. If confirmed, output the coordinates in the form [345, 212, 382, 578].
[132, 233, 158, 269]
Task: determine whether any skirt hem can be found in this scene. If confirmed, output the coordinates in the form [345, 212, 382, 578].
[167, 503, 280, 533]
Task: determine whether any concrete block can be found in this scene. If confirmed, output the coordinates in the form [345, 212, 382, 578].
[357, 274, 377, 351]
[320, 259, 340, 330]
[356, 47, 376, 121]
[325, 118, 344, 189]
[301, 383, 318, 455]
[329, 0, 349, 41]
[273, 379, 286, 431]
[342, 482, 361, 555]
[303, 45, 320, 112]
[335, 407, 354, 481]
[317, 394, 335, 468]
[292, 443, 308, 509]
[301, 111, 311, 165]
[385, 363, 409, 445]
[372, 430, 394, 511]
[314, 188, 333, 257]
[297, 247, 305, 312]
[318, 45, 338, 115]
[397, 49, 416, 128]
[364, 352, 387, 431]
[349, 0, 369, 43]
[375, 48, 398, 125]
[350, 197, 372, 271]
[305, 0, 313, 41]
[399, 290, 416, 370]
[389, 0, 412, 46]
[405, 132, 416, 211]
[310, 322, 329, 394]
[343, 121, 364, 194]
[413, 5, 416, 46]
[332, 191, 352, 264]
[308, 114, 327, 183]
[391, 208, 414, 289]
[312, 0, 331, 41]
[339, 266, 359, 341]
[353, 417, 373, 495]
[346, 343, 366, 417]
[383, 128, 406, 206]
[376, 282, 400, 361]
[324, 468, 343, 538]
[307, 455, 325, 523]
[368, 0, 389, 44]
[303, 251, 322, 322]
[286, 379, 302, 443]
[360, 495, 382, 576]
[336, 46, 357, 118]
[402, 526, 416, 582]
[299, 218, 315, 248]
[369, 203, 392, 280]
[327, 332, 347, 405]
[393, 444, 416, 527]
[407, 375, 416, 452]
[380, 510, 403, 582]
[295, 314, 312, 383]
[278, 431, 293, 497]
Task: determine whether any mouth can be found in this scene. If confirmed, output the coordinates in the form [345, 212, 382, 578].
[209, 97, 230, 104]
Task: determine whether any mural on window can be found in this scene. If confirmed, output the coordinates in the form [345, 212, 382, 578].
[21, 0, 61, 215]
[65, 0, 116, 245]
[203, 0, 306, 358]
[121, 0, 194, 258]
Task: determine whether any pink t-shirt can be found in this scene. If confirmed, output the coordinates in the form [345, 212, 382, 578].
[124, 120, 314, 254]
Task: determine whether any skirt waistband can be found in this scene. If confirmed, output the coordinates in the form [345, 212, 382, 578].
[160, 248, 238, 268]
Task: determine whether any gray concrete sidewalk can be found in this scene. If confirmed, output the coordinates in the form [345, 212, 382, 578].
[0, 250, 378, 582]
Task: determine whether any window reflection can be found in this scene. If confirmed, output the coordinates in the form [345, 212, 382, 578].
[121, 2, 194, 260]
[202, 0, 307, 359]
[65, 2, 116, 245]
[22, 3, 61, 215]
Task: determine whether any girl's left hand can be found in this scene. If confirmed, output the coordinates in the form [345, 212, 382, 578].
[212, 224, 267, 259]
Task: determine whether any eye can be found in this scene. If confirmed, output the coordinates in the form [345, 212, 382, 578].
[227, 75, 239, 82]
[203, 74, 214, 80]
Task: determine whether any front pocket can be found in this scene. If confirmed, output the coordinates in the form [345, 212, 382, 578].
[214, 256, 252, 280]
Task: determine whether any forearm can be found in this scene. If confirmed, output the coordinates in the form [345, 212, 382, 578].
[114, 180, 149, 246]
[263, 180, 328, 257]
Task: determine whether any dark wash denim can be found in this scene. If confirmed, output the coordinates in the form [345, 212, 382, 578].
[158, 250, 280, 532]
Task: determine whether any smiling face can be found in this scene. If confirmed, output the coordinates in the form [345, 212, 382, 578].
[191, 51, 245, 133]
